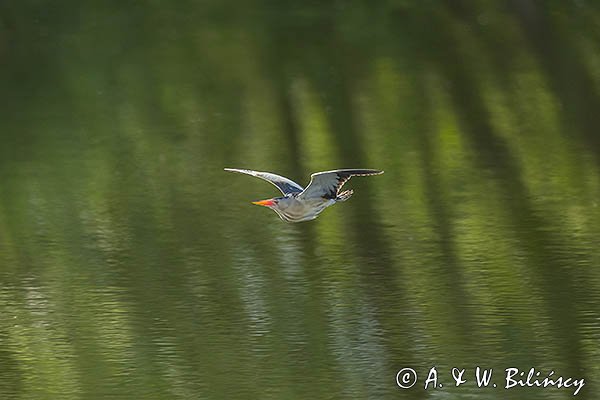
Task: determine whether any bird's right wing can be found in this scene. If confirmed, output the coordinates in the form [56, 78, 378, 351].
[298, 169, 383, 199]
[224, 168, 305, 195]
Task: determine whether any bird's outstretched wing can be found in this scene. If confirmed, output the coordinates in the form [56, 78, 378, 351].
[224, 168, 305, 195]
[298, 169, 383, 199]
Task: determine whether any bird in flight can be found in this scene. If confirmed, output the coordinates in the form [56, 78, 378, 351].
[224, 168, 384, 222]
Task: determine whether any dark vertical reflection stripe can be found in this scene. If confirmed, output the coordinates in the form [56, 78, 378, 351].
[509, 0, 600, 167]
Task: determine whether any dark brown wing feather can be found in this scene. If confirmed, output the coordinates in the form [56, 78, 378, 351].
[298, 169, 383, 199]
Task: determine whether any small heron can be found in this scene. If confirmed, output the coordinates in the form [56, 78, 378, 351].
[224, 168, 384, 222]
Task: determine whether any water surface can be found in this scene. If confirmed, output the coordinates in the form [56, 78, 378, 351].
[1, 2, 599, 399]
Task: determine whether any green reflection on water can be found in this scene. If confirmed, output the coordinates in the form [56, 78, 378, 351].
[1, 1, 599, 399]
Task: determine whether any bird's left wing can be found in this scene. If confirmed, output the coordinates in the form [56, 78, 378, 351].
[298, 169, 383, 199]
[224, 168, 305, 195]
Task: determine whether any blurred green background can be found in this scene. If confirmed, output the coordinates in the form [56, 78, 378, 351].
[1, 1, 599, 399]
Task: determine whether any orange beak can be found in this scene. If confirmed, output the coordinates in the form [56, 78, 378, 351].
[252, 199, 275, 207]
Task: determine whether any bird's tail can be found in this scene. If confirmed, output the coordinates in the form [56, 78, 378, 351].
[336, 189, 353, 202]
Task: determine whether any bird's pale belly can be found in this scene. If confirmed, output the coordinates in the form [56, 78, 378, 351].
[274, 198, 336, 222]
